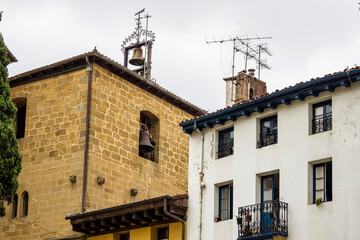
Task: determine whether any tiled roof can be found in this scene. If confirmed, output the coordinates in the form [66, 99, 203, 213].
[180, 66, 360, 133]
[8, 49, 206, 116]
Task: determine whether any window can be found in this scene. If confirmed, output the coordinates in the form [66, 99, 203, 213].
[11, 194, 18, 218]
[21, 191, 29, 217]
[219, 184, 233, 221]
[158, 227, 169, 240]
[313, 162, 332, 203]
[139, 111, 159, 162]
[312, 100, 332, 134]
[258, 115, 278, 148]
[249, 88, 254, 99]
[120, 233, 130, 240]
[218, 127, 234, 158]
[13, 98, 27, 139]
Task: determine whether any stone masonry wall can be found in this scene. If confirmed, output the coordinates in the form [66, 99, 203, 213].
[1, 69, 88, 240]
[0, 64, 194, 239]
[84, 64, 192, 210]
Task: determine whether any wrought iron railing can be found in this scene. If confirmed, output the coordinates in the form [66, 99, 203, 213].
[312, 113, 332, 134]
[237, 201, 288, 238]
[257, 130, 278, 148]
[218, 139, 234, 158]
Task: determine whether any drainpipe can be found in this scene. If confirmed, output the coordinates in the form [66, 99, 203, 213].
[81, 56, 93, 213]
[163, 197, 185, 240]
[195, 128, 205, 240]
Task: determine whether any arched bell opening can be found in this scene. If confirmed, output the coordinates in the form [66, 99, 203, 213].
[139, 111, 159, 162]
[13, 97, 27, 139]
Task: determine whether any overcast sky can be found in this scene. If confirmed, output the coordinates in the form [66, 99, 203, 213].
[2, 1, 360, 112]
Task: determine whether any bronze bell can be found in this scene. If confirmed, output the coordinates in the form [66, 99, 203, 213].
[129, 47, 145, 66]
[139, 130, 154, 153]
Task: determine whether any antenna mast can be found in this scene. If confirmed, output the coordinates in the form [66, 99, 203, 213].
[206, 35, 272, 101]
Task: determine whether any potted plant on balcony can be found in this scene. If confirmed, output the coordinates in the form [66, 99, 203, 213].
[245, 214, 252, 222]
[243, 225, 253, 237]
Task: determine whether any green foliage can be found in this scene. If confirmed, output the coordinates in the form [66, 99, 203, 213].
[0, 12, 22, 217]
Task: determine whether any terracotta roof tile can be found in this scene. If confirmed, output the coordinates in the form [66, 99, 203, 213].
[180, 66, 360, 123]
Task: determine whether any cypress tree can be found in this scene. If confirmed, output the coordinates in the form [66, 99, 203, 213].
[0, 12, 22, 217]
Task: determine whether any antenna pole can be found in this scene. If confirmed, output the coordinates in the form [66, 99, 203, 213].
[258, 45, 261, 79]
[231, 39, 236, 102]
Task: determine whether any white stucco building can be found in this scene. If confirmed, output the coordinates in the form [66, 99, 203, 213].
[180, 67, 360, 240]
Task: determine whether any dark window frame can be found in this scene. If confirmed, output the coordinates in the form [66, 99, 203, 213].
[312, 100, 332, 134]
[11, 194, 18, 218]
[313, 162, 332, 204]
[21, 191, 29, 217]
[13, 98, 27, 139]
[218, 184, 233, 221]
[258, 115, 278, 148]
[218, 127, 234, 159]
[158, 227, 169, 240]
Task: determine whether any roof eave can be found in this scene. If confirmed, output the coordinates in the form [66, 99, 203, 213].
[180, 69, 360, 134]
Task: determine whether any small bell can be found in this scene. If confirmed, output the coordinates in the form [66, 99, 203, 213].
[139, 130, 154, 153]
[129, 47, 145, 66]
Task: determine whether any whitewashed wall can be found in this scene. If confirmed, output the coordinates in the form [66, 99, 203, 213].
[187, 81, 360, 240]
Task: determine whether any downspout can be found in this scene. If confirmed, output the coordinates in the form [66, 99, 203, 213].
[195, 128, 205, 240]
[81, 56, 93, 213]
[163, 197, 185, 240]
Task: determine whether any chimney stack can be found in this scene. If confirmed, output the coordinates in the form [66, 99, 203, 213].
[223, 70, 267, 107]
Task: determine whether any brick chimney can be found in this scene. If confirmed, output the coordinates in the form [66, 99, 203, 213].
[223, 69, 267, 107]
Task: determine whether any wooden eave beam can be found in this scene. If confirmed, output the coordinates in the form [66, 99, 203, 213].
[281, 98, 291, 105]
[90, 220, 100, 232]
[169, 205, 187, 217]
[144, 209, 162, 221]
[254, 106, 263, 113]
[340, 80, 350, 88]
[100, 218, 111, 230]
[325, 84, 335, 92]
[155, 207, 166, 219]
[267, 102, 277, 109]
[294, 94, 305, 101]
[241, 111, 250, 117]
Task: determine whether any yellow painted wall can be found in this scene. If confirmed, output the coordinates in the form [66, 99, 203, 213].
[130, 227, 153, 240]
[88, 233, 115, 240]
[169, 222, 187, 240]
[86, 221, 186, 240]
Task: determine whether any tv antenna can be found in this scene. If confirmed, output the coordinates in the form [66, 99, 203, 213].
[206, 35, 272, 101]
[236, 41, 272, 79]
[206, 35, 272, 79]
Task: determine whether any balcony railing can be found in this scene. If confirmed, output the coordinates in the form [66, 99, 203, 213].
[257, 130, 278, 148]
[312, 113, 332, 134]
[237, 201, 288, 239]
[218, 139, 234, 158]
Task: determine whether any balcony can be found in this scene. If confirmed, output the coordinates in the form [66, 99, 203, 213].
[218, 139, 234, 158]
[237, 201, 288, 240]
[312, 113, 332, 134]
[257, 130, 278, 148]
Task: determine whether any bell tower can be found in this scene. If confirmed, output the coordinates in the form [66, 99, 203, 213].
[122, 8, 155, 81]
